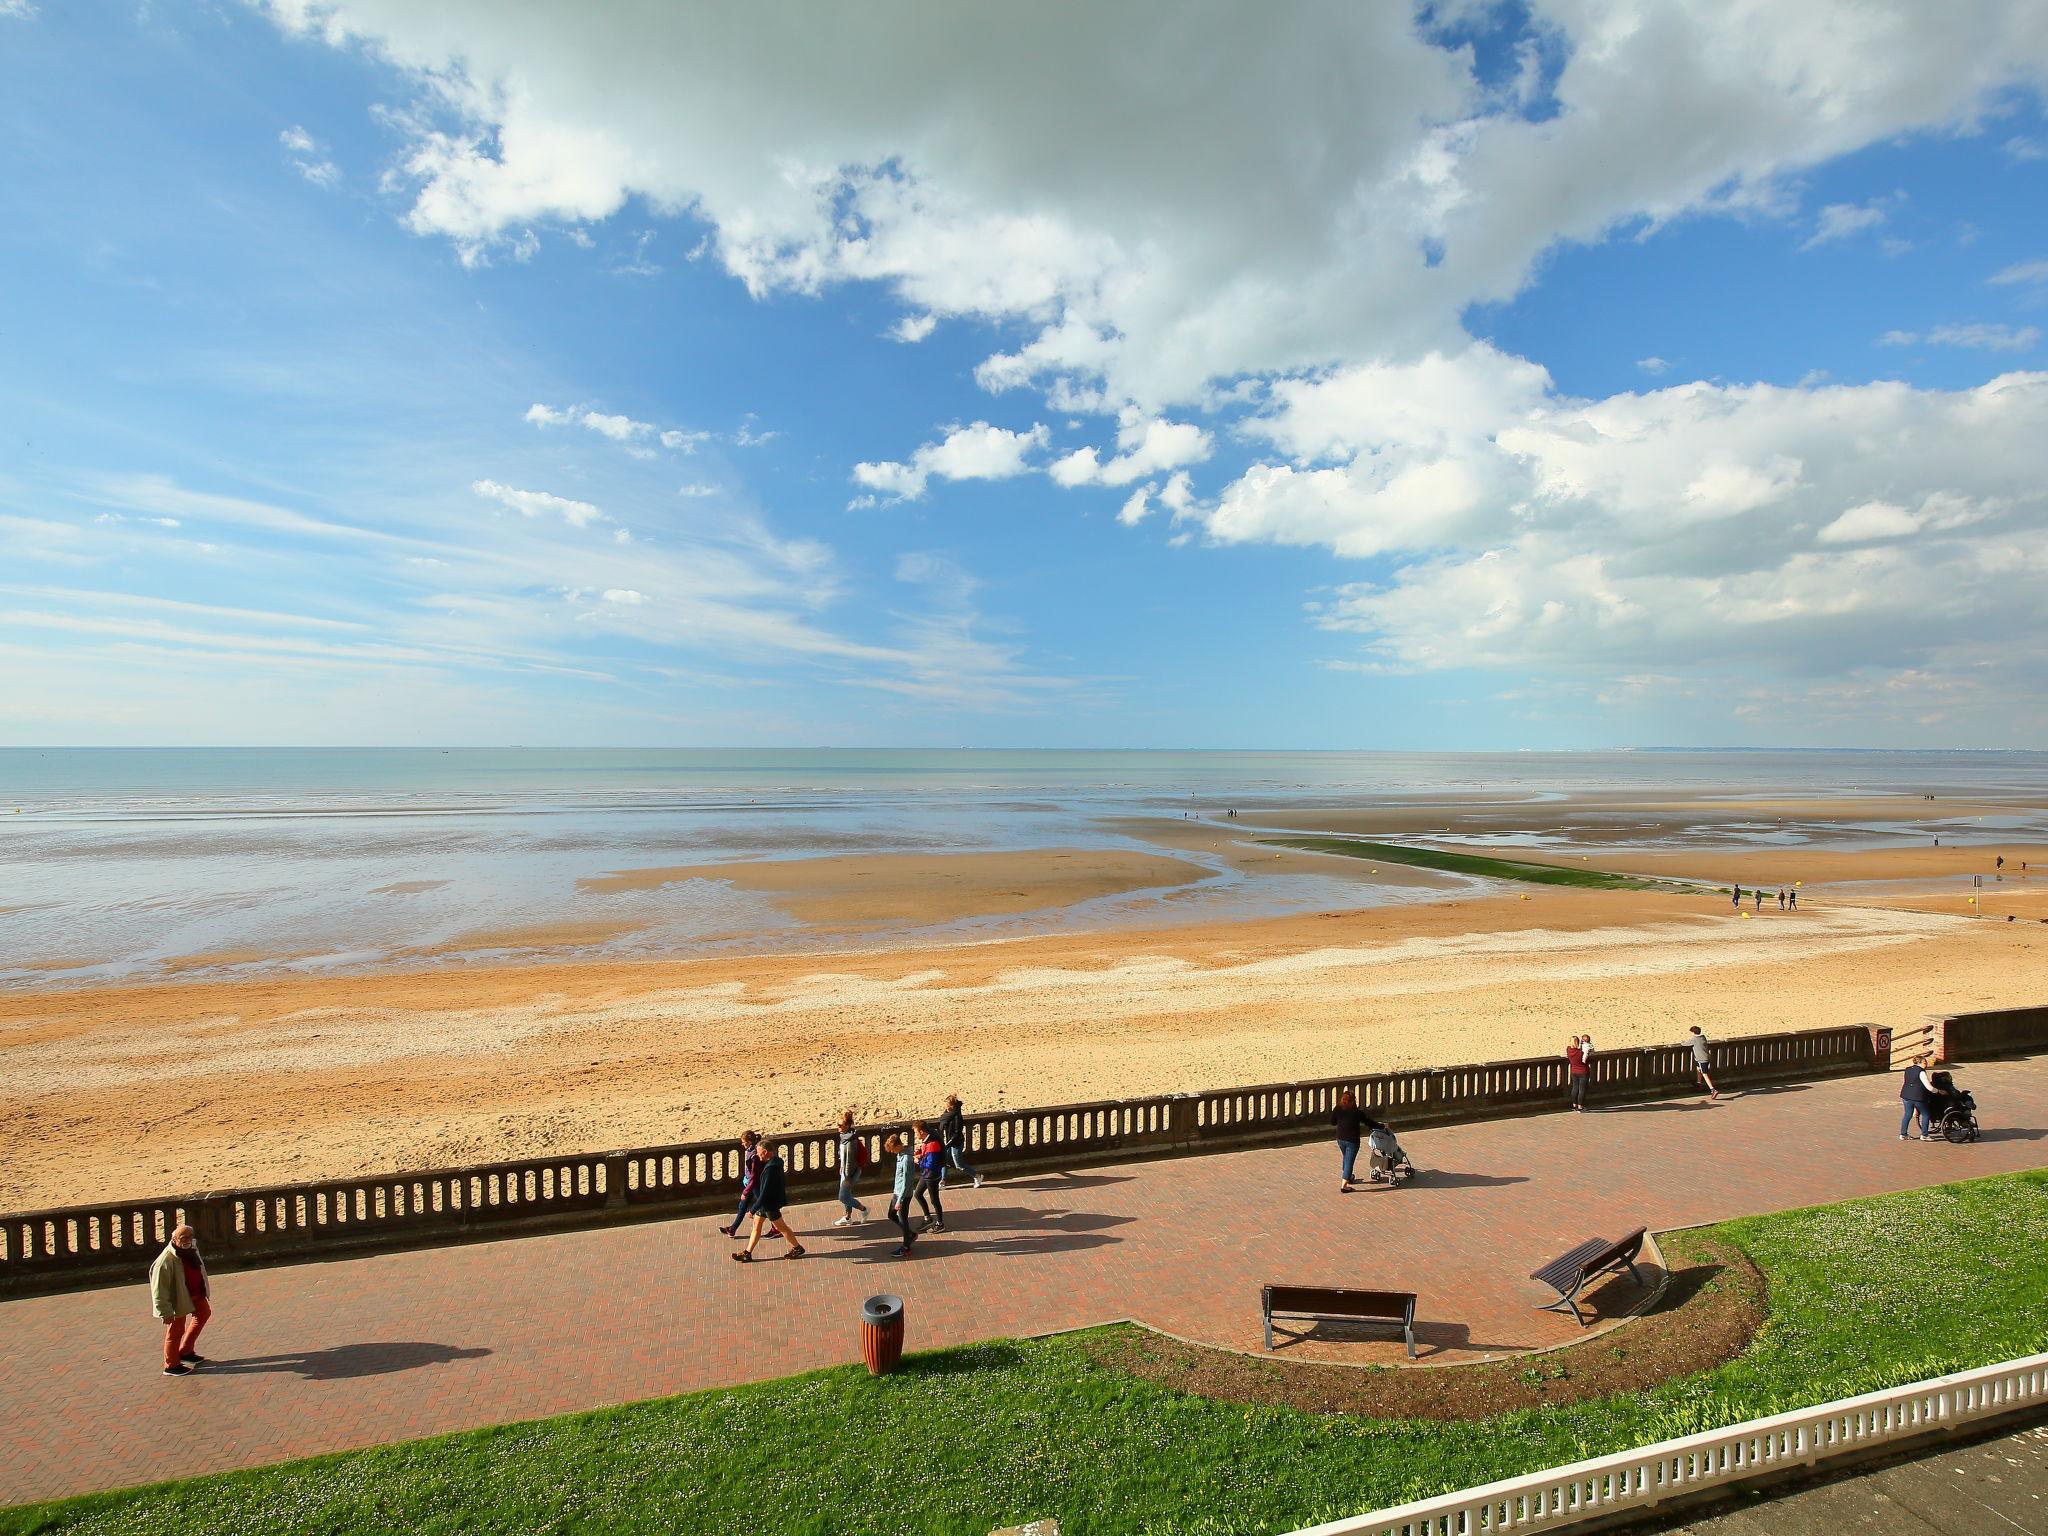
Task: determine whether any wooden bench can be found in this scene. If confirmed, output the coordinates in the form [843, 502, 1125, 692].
[1530, 1227, 1648, 1325]
[1261, 1284, 1418, 1358]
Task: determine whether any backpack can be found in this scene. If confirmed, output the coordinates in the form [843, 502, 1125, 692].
[852, 1137, 870, 1171]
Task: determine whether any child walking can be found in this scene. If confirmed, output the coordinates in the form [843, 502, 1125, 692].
[911, 1119, 947, 1233]
[885, 1133, 916, 1256]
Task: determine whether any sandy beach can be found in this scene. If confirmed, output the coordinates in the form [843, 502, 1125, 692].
[5, 789, 2047, 1210]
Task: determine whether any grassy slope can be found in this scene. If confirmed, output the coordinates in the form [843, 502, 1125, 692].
[1258, 835, 1676, 890]
[7, 1172, 2046, 1536]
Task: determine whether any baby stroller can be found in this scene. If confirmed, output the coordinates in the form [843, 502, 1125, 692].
[1366, 1122, 1418, 1184]
[1927, 1071, 1980, 1143]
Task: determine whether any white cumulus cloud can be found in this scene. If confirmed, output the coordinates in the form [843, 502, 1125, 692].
[1194, 356, 2048, 692]
[1048, 414, 1211, 488]
[256, 2, 2048, 411]
[851, 421, 1048, 504]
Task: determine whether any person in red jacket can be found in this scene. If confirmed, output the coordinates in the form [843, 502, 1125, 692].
[1566, 1036, 1588, 1112]
[911, 1119, 947, 1234]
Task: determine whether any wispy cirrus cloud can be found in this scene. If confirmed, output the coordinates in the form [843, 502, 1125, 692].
[1880, 322, 2040, 352]
[470, 478, 606, 527]
[279, 124, 340, 187]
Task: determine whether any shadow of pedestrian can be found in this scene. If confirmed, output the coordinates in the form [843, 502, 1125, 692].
[852, 1231, 1123, 1264]
[1605, 1099, 1717, 1113]
[992, 1172, 1137, 1192]
[825, 1205, 1135, 1263]
[203, 1343, 491, 1380]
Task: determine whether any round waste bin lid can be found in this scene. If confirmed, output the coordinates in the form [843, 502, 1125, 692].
[862, 1293, 904, 1324]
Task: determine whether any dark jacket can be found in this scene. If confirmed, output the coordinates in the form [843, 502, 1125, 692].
[938, 1105, 966, 1148]
[1331, 1105, 1365, 1142]
[1900, 1065, 1933, 1103]
[748, 1155, 788, 1213]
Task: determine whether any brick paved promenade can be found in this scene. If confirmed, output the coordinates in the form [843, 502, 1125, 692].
[4, 1056, 2046, 1507]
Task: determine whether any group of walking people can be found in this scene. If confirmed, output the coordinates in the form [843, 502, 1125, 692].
[1730, 884, 1797, 911]
[721, 1095, 986, 1262]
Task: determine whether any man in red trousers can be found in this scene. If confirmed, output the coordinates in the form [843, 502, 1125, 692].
[149, 1224, 212, 1375]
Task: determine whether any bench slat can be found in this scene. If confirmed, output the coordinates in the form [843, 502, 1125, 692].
[1529, 1227, 1650, 1326]
[1262, 1284, 1418, 1357]
[1266, 1285, 1412, 1318]
[1530, 1237, 1609, 1285]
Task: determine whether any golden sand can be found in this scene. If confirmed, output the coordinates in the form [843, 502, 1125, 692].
[5, 794, 2045, 1210]
[573, 846, 1212, 925]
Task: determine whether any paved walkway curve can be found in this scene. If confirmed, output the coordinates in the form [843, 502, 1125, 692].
[4, 1058, 2047, 1506]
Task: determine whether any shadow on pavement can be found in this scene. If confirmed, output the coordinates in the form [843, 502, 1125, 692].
[807, 1204, 1135, 1264]
[204, 1343, 492, 1380]
[992, 1172, 1137, 1192]
[1407, 1170, 1529, 1190]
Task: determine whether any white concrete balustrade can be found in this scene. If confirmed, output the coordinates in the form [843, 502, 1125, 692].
[1285, 1351, 2048, 1536]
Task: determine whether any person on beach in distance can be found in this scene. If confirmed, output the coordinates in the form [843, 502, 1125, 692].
[1332, 1088, 1366, 1190]
[1731, 884, 1742, 911]
[833, 1110, 870, 1227]
[1899, 1054, 1938, 1142]
[1566, 1035, 1588, 1111]
[731, 1140, 805, 1262]
[1789, 887, 1798, 910]
[937, 1094, 984, 1189]
[911, 1119, 947, 1233]
[884, 1132, 917, 1257]
[1689, 1026, 1719, 1100]
[150, 1224, 211, 1375]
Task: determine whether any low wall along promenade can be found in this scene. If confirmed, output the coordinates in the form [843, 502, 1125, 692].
[5, 1006, 2042, 1295]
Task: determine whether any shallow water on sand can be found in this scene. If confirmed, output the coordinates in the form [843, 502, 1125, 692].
[3, 748, 2044, 984]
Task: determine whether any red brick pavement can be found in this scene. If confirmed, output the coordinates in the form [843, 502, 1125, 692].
[4, 1057, 2047, 1506]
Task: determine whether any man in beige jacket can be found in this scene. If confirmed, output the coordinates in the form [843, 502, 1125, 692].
[149, 1225, 212, 1375]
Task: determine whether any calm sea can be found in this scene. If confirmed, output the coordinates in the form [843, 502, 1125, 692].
[4, 748, 2044, 985]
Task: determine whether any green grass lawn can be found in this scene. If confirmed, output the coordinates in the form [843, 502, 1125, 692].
[8, 1171, 2046, 1536]
[1258, 835, 1678, 890]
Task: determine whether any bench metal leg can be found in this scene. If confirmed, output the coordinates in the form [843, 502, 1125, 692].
[1536, 1282, 1589, 1326]
[1263, 1311, 1273, 1351]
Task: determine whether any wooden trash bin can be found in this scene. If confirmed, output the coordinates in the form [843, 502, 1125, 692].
[861, 1293, 906, 1375]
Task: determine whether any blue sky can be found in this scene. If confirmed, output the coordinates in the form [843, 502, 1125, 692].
[4, 1, 2048, 749]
